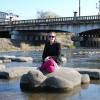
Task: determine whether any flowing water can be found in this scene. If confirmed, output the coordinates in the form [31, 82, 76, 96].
[0, 49, 100, 100]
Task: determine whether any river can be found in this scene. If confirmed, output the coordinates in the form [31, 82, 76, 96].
[0, 48, 100, 100]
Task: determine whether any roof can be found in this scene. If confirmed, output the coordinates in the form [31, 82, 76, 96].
[0, 11, 8, 15]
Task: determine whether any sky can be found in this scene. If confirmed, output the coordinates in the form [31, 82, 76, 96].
[0, 0, 99, 19]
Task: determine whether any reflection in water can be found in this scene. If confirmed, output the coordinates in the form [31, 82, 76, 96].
[0, 81, 82, 100]
[0, 81, 100, 100]
[81, 84, 89, 90]
[0, 92, 28, 100]
[0, 79, 20, 92]
[27, 86, 81, 100]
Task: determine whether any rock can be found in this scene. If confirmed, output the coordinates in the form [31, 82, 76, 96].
[76, 68, 100, 79]
[20, 70, 47, 91]
[61, 57, 67, 63]
[47, 68, 81, 87]
[0, 65, 6, 71]
[0, 67, 35, 79]
[0, 59, 11, 64]
[0, 55, 33, 62]
[41, 76, 73, 92]
[12, 57, 33, 62]
[0, 55, 15, 63]
[20, 68, 81, 92]
[0, 60, 3, 64]
[2, 55, 16, 59]
[0, 72, 9, 79]
[81, 74, 90, 84]
[0, 56, 6, 60]
[0, 55, 16, 61]
[2, 59, 11, 63]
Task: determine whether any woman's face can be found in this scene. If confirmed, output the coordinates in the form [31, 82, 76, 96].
[48, 33, 56, 44]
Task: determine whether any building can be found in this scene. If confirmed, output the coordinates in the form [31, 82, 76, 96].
[0, 11, 8, 22]
[0, 11, 19, 22]
[6, 13, 19, 21]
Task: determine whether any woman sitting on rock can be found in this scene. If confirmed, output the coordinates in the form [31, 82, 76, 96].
[39, 32, 62, 73]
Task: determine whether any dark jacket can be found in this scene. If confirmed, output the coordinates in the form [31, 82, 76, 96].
[42, 41, 62, 65]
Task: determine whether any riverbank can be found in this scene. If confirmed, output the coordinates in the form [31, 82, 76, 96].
[0, 34, 74, 51]
[0, 38, 72, 52]
[0, 38, 44, 51]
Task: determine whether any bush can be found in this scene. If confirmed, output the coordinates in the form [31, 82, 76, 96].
[67, 45, 76, 49]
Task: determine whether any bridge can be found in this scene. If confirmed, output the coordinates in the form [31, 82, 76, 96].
[0, 15, 100, 47]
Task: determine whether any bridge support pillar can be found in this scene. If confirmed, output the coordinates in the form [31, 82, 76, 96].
[10, 31, 48, 45]
[10, 30, 21, 40]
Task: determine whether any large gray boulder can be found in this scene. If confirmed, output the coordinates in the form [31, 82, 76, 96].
[20, 70, 47, 91]
[47, 68, 81, 87]
[20, 68, 81, 92]
[41, 76, 73, 92]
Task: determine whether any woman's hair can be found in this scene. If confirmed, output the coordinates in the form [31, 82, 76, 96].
[48, 32, 56, 37]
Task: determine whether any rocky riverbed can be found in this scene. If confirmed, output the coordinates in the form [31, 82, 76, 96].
[1, 64, 100, 92]
[0, 49, 100, 100]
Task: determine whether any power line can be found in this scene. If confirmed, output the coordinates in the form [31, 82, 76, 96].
[96, 0, 100, 15]
[79, 0, 81, 16]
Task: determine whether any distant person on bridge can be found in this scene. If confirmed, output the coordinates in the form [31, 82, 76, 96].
[39, 32, 62, 73]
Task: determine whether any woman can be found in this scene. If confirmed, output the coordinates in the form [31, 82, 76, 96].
[39, 32, 62, 73]
[42, 32, 62, 65]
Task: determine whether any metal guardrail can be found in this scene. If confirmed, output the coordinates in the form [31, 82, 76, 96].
[0, 15, 100, 25]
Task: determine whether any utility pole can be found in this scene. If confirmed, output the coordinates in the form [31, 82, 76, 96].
[96, 0, 100, 15]
[8, 12, 19, 35]
[79, 0, 81, 17]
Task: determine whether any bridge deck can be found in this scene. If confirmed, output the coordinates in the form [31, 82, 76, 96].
[0, 15, 100, 26]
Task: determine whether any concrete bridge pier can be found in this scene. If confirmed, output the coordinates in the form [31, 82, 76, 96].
[10, 30, 47, 45]
[10, 30, 20, 40]
[79, 32, 100, 48]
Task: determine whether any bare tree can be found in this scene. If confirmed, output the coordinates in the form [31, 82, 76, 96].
[37, 10, 59, 19]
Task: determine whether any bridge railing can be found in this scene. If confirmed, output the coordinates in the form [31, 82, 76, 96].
[76, 15, 100, 20]
[12, 17, 74, 24]
[12, 15, 100, 25]
[0, 15, 100, 25]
